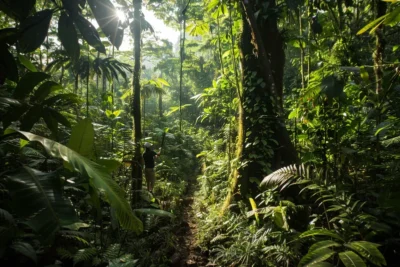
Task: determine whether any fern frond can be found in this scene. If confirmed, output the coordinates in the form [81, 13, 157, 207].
[92, 257, 103, 266]
[261, 164, 306, 187]
[382, 135, 400, 147]
[104, 244, 121, 260]
[59, 231, 90, 246]
[73, 247, 97, 265]
[57, 247, 74, 260]
[211, 234, 229, 244]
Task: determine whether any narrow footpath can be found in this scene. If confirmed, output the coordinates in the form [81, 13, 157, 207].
[171, 181, 209, 267]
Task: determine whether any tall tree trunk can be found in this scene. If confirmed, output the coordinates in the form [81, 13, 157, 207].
[374, 0, 386, 160]
[225, 0, 297, 207]
[131, 0, 142, 206]
[374, 0, 386, 95]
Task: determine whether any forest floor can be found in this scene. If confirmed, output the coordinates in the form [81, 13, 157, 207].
[172, 180, 210, 267]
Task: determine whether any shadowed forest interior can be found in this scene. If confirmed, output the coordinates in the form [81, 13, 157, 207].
[1, 0, 400, 266]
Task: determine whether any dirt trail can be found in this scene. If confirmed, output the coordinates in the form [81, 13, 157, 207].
[171, 182, 209, 267]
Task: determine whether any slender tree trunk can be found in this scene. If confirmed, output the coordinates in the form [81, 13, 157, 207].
[374, 0, 387, 159]
[158, 93, 163, 117]
[131, 0, 142, 206]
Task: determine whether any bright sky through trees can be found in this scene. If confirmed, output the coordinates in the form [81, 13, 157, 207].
[118, 8, 180, 51]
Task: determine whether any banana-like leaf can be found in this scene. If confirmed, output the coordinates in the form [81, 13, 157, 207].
[6, 166, 78, 243]
[18, 131, 143, 233]
[339, 251, 366, 267]
[67, 118, 94, 159]
[345, 241, 386, 266]
[299, 247, 335, 267]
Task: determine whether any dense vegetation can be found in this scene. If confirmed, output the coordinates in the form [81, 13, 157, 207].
[1, 0, 400, 266]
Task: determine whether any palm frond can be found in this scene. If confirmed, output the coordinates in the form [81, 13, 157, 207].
[261, 164, 307, 187]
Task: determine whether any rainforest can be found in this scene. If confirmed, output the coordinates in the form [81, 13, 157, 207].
[1, 0, 400, 266]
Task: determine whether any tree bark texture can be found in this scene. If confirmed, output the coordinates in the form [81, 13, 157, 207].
[231, 0, 297, 202]
[131, 0, 142, 206]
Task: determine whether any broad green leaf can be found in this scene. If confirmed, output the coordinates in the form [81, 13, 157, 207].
[105, 109, 113, 117]
[309, 240, 342, 252]
[156, 77, 170, 87]
[384, 6, 400, 26]
[18, 131, 143, 233]
[249, 198, 259, 224]
[359, 66, 369, 82]
[43, 93, 80, 106]
[0, 0, 35, 21]
[32, 81, 63, 102]
[47, 109, 71, 128]
[18, 54, 37, 72]
[134, 208, 175, 218]
[20, 138, 29, 148]
[13, 72, 50, 99]
[96, 159, 121, 172]
[166, 104, 192, 116]
[113, 110, 122, 117]
[11, 241, 37, 263]
[6, 166, 78, 243]
[339, 251, 366, 267]
[87, 0, 124, 48]
[357, 15, 387, 35]
[0, 44, 19, 82]
[73, 14, 106, 54]
[19, 9, 53, 53]
[20, 105, 43, 131]
[299, 248, 336, 267]
[300, 229, 344, 241]
[43, 110, 59, 138]
[67, 118, 95, 159]
[0, 28, 20, 45]
[345, 241, 386, 266]
[273, 206, 289, 230]
[58, 12, 80, 62]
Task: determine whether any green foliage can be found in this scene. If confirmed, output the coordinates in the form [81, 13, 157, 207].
[18, 9, 53, 53]
[58, 12, 80, 62]
[18, 131, 143, 233]
[87, 0, 124, 48]
[6, 166, 78, 243]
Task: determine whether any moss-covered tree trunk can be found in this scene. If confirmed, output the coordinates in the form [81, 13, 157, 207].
[131, 0, 142, 206]
[228, 0, 297, 203]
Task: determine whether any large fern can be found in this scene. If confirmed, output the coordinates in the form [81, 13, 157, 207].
[261, 164, 307, 188]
